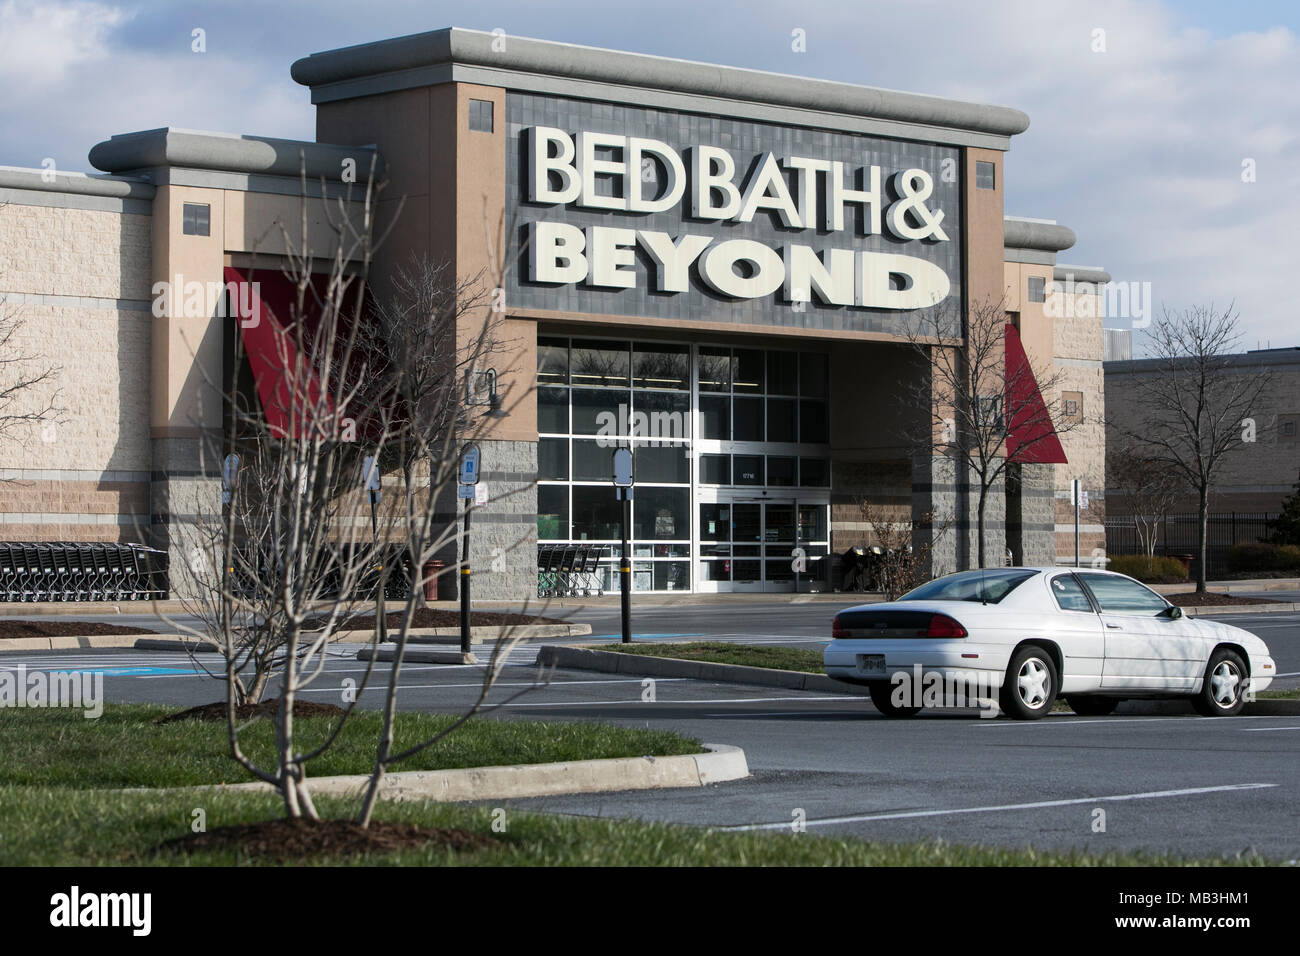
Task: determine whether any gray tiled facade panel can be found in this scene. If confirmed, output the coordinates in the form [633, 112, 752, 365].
[453, 439, 538, 602]
[507, 93, 962, 337]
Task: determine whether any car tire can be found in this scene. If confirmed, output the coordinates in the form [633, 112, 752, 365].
[1000, 646, 1059, 720]
[1066, 695, 1120, 716]
[868, 682, 921, 718]
[1190, 648, 1249, 717]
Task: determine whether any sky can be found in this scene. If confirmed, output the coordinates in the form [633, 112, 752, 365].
[1, 0, 1296, 353]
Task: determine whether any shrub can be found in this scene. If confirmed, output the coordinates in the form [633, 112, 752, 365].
[1227, 542, 1300, 573]
[1106, 554, 1189, 583]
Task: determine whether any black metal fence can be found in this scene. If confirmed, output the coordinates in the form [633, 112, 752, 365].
[1104, 513, 1278, 573]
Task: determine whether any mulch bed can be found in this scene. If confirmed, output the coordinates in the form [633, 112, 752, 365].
[1166, 591, 1281, 607]
[154, 699, 347, 724]
[157, 818, 500, 862]
[0, 619, 156, 639]
[325, 608, 566, 630]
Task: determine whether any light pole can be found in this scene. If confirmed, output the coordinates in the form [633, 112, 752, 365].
[612, 448, 634, 644]
[363, 455, 386, 643]
[458, 444, 481, 656]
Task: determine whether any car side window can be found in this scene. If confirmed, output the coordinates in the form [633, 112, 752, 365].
[1050, 574, 1094, 612]
[1077, 573, 1169, 614]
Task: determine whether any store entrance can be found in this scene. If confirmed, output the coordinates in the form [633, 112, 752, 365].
[697, 497, 828, 592]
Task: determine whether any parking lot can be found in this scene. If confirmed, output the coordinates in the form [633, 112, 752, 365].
[2, 601, 1296, 860]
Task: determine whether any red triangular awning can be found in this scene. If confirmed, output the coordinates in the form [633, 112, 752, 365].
[225, 266, 333, 439]
[1004, 323, 1068, 464]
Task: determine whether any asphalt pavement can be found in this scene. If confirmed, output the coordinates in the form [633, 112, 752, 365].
[2, 601, 1296, 860]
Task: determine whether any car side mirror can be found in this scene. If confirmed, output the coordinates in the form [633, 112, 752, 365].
[1160, 605, 1183, 620]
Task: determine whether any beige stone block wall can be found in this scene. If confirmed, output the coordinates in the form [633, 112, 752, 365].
[0, 203, 152, 300]
[0, 199, 153, 513]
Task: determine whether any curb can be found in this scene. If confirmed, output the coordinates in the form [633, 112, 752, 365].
[536, 644, 869, 696]
[134, 743, 749, 803]
[0, 634, 161, 651]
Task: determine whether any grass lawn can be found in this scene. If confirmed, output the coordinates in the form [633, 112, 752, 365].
[1256, 689, 1299, 699]
[0, 786, 1273, 866]
[0, 704, 701, 789]
[594, 641, 824, 674]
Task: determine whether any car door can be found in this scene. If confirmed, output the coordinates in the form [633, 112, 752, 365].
[1044, 571, 1105, 692]
[1076, 572, 1200, 692]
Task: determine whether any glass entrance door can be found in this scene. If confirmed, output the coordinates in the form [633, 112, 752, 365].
[698, 497, 816, 592]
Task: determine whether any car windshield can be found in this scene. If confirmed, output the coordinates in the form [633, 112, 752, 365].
[899, 569, 1039, 604]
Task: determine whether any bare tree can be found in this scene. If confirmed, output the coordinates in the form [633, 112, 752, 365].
[903, 296, 1077, 568]
[164, 167, 547, 824]
[1106, 442, 1186, 557]
[857, 498, 953, 599]
[1110, 305, 1269, 591]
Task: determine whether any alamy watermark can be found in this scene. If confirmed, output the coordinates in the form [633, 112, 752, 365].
[889, 664, 1001, 717]
[0, 665, 103, 718]
[1045, 274, 1152, 328]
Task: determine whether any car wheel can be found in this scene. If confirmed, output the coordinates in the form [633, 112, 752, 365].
[1190, 648, 1249, 717]
[1066, 695, 1119, 716]
[1000, 646, 1058, 720]
[868, 682, 921, 718]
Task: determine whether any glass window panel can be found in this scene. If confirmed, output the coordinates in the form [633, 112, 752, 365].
[632, 343, 688, 390]
[698, 347, 731, 392]
[768, 351, 798, 395]
[570, 339, 629, 388]
[572, 439, 622, 481]
[701, 559, 731, 582]
[800, 353, 829, 397]
[799, 457, 828, 487]
[651, 561, 689, 590]
[732, 503, 761, 542]
[700, 503, 731, 541]
[767, 456, 796, 486]
[572, 388, 630, 435]
[537, 338, 568, 386]
[734, 455, 764, 485]
[733, 397, 764, 441]
[537, 485, 568, 540]
[1077, 573, 1169, 613]
[765, 503, 795, 541]
[767, 398, 796, 442]
[699, 454, 730, 485]
[799, 400, 829, 443]
[699, 395, 730, 440]
[538, 438, 568, 480]
[797, 505, 828, 542]
[733, 349, 765, 393]
[571, 486, 622, 540]
[537, 386, 568, 434]
[633, 487, 690, 540]
[1050, 574, 1094, 612]
[733, 545, 761, 556]
[633, 390, 690, 441]
[632, 442, 690, 483]
[732, 561, 761, 582]
[766, 560, 795, 582]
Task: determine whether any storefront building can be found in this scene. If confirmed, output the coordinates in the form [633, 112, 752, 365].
[0, 28, 1109, 598]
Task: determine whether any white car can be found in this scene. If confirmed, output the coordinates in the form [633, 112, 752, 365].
[823, 567, 1276, 720]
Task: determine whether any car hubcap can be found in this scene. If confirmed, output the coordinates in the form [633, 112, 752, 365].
[1210, 660, 1241, 707]
[1017, 659, 1050, 708]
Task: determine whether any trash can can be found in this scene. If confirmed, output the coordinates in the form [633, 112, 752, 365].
[422, 560, 445, 601]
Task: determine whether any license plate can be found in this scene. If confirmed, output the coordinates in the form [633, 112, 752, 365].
[858, 654, 886, 676]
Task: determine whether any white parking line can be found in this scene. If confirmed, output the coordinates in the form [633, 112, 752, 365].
[721, 783, 1279, 832]
[1242, 726, 1300, 732]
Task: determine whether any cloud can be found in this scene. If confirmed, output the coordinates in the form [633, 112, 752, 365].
[1, 0, 1295, 348]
